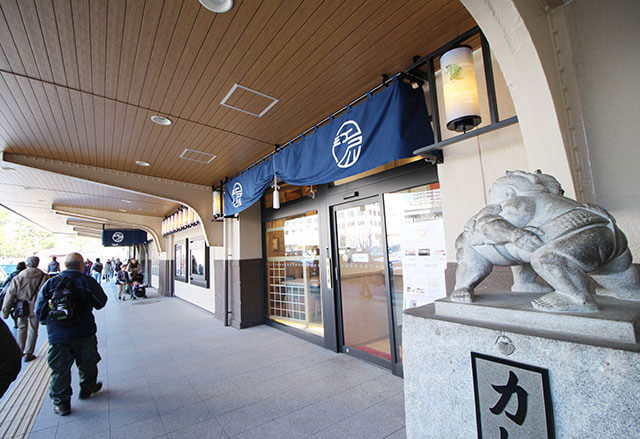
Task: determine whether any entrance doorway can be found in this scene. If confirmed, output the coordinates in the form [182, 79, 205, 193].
[331, 183, 446, 375]
[334, 198, 393, 368]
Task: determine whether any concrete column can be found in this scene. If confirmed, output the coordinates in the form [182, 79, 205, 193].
[226, 203, 264, 329]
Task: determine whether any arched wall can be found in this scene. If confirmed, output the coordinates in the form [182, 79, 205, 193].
[459, 0, 580, 200]
[459, 0, 640, 255]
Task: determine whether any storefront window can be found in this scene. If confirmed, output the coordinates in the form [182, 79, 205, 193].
[189, 238, 209, 288]
[384, 183, 446, 360]
[265, 211, 323, 337]
[175, 241, 187, 282]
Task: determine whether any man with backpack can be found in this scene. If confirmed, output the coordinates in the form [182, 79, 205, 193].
[1, 256, 48, 362]
[35, 252, 107, 416]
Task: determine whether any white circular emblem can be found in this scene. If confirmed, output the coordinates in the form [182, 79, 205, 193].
[112, 232, 125, 243]
[332, 120, 363, 169]
[231, 182, 243, 208]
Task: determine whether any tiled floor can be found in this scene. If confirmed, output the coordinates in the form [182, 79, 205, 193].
[29, 282, 406, 438]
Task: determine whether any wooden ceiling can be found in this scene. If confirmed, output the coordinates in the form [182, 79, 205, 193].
[0, 0, 475, 232]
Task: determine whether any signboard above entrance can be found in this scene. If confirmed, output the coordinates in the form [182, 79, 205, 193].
[224, 77, 434, 216]
[102, 229, 147, 247]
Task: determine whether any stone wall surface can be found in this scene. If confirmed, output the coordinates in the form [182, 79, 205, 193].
[403, 305, 640, 439]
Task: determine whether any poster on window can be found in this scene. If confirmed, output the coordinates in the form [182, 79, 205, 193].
[400, 218, 447, 308]
[175, 242, 186, 282]
[189, 238, 209, 288]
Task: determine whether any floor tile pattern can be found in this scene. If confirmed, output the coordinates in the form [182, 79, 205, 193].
[30, 282, 406, 438]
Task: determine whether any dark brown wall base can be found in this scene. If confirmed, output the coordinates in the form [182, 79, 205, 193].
[228, 258, 264, 329]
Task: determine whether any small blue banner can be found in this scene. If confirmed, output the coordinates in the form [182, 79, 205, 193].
[224, 77, 433, 215]
[102, 229, 148, 247]
[224, 156, 274, 217]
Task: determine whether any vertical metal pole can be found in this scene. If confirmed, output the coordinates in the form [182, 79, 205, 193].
[481, 32, 499, 124]
[223, 217, 229, 326]
[427, 56, 442, 143]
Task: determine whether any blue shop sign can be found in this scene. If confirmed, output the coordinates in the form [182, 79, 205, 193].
[224, 77, 433, 216]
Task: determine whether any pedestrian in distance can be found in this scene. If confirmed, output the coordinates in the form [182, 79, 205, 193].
[91, 258, 103, 285]
[47, 256, 61, 276]
[115, 265, 131, 301]
[35, 252, 107, 416]
[1, 256, 48, 362]
[0, 261, 27, 329]
[83, 259, 92, 276]
[0, 318, 21, 398]
[104, 259, 113, 282]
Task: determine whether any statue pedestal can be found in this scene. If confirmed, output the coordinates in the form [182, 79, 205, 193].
[435, 292, 640, 343]
[403, 294, 640, 438]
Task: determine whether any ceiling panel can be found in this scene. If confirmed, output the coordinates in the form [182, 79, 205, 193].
[0, 0, 475, 231]
[0, 164, 179, 233]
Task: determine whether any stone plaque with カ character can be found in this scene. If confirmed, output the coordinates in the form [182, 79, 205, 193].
[471, 353, 554, 438]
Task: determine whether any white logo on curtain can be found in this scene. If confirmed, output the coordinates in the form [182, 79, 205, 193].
[231, 182, 243, 208]
[332, 120, 363, 168]
[112, 232, 124, 243]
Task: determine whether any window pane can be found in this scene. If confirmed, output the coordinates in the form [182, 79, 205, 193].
[265, 211, 322, 337]
[384, 183, 446, 361]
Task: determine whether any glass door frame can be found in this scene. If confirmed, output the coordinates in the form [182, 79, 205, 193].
[330, 195, 399, 371]
[261, 160, 440, 376]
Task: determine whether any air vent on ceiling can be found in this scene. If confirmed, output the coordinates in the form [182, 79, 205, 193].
[179, 148, 217, 164]
[220, 83, 279, 117]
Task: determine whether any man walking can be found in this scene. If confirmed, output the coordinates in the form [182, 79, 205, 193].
[35, 252, 108, 416]
[1, 256, 48, 362]
[47, 256, 60, 276]
[104, 259, 113, 282]
[91, 258, 103, 285]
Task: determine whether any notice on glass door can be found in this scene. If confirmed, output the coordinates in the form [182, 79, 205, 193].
[400, 218, 447, 309]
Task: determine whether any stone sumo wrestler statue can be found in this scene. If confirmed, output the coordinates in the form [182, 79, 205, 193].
[451, 170, 640, 312]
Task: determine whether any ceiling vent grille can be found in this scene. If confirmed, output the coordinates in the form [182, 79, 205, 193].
[220, 84, 279, 117]
[179, 148, 216, 164]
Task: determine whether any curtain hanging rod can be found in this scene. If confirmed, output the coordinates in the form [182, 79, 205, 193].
[228, 71, 415, 181]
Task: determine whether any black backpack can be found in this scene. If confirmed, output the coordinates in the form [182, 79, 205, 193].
[48, 278, 83, 327]
[10, 299, 29, 318]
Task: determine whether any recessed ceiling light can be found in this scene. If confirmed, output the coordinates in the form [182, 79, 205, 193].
[119, 209, 127, 213]
[122, 199, 132, 203]
[1, 166, 15, 171]
[199, 0, 233, 13]
[135, 160, 151, 167]
[150, 115, 172, 126]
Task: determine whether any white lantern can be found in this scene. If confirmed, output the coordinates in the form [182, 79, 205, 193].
[440, 46, 481, 132]
[213, 189, 222, 217]
[273, 176, 280, 210]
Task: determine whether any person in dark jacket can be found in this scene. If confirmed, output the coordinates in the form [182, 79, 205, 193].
[0, 318, 21, 398]
[35, 252, 108, 416]
[47, 256, 61, 275]
[0, 262, 26, 329]
[91, 258, 103, 285]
